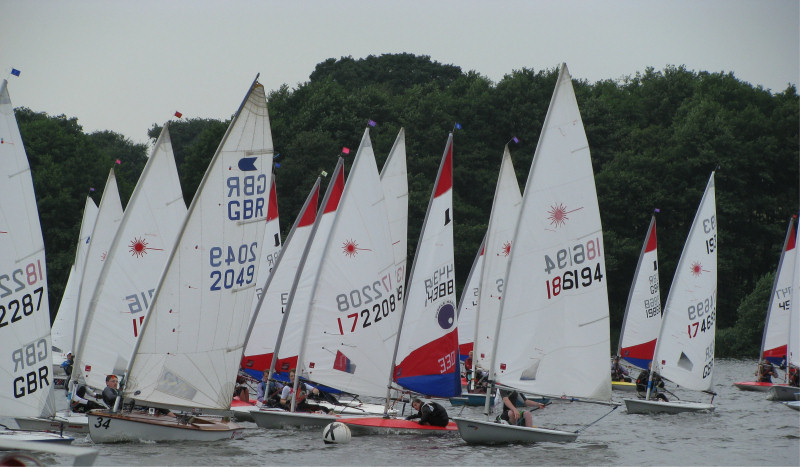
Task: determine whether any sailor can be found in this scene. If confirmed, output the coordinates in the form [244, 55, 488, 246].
[405, 398, 449, 427]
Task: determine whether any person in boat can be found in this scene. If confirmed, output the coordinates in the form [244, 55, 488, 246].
[789, 366, 799, 387]
[256, 373, 284, 407]
[498, 388, 545, 427]
[233, 375, 252, 403]
[757, 360, 778, 383]
[279, 369, 330, 414]
[61, 352, 74, 386]
[101, 374, 120, 408]
[405, 398, 449, 427]
[611, 356, 631, 382]
[70, 384, 104, 413]
[464, 351, 474, 380]
[635, 364, 668, 401]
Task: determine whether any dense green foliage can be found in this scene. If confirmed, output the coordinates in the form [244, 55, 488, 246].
[16, 53, 798, 357]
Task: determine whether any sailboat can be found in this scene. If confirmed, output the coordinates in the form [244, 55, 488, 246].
[0, 78, 72, 443]
[249, 159, 345, 429]
[734, 217, 795, 391]
[767, 216, 800, 401]
[50, 196, 98, 380]
[87, 76, 274, 442]
[614, 212, 662, 392]
[341, 133, 461, 435]
[453, 63, 614, 444]
[624, 172, 718, 414]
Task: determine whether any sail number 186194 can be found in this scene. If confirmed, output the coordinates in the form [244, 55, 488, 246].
[544, 238, 604, 299]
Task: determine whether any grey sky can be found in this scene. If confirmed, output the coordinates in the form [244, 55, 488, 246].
[1, 0, 797, 145]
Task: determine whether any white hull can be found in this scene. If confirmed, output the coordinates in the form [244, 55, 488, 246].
[87, 411, 243, 443]
[453, 417, 578, 444]
[784, 401, 800, 411]
[250, 408, 337, 429]
[624, 398, 714, 414]
[318, 400, 394, 416]
[231, 405, 256, 422]
[0, 429, 74, 444]
[766, 385, 800, 401]
[14, 412, 89, 434]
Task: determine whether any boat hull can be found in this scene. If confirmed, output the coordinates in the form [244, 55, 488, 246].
[784, 401, 800, 411]
[733, 381, 784, 392]
[612, 381, 637, 392]
[766, 385, 800, 401]
[452, 417, 578, 444]
[249, 409, 338, 429]
[14, 412, 89, 434]
[340, 417, 458, 435]
[0, 429, 74, 444]
[87, 410, 243, 443]
[623, 398, 715, 414]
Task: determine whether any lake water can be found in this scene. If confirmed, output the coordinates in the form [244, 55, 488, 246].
[29, 359, 800, 466]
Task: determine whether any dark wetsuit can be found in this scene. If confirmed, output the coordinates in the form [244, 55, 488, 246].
[101, 386, 119, 407]
[407, 401, 449, 427]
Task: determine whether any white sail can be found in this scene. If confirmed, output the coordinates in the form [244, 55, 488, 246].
[0, 79, 55, 418]
[618, 214, 661, 370]
[492, 64, 611, 401]
[123, 79, 273, 410]
[250, 178, 282, 329]
[275, 161, 345, 371]
[302, 129, 399, 397]
[242, 177, 321, 376]
[380, 128, 409, 295]
[73, 124, 186, 392]
[787, 220, 800, 370]
[473, 147, 522, 371]
[393, 134, 461, 397]
[457, 238, 484, 358]
[653, 172, 717, 392]
[51, 197, 98, 357]
[73, 170, 123, 352]
[760, 217, 796, 364]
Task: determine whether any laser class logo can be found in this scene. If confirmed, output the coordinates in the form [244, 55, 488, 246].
[341, 238, 371, 257]
[547, 202, 584, 229]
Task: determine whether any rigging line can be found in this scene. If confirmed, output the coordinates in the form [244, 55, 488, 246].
[573, 404, 619, 434]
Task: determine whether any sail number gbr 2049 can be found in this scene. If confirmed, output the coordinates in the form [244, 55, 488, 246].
[544, 237, 604, 299]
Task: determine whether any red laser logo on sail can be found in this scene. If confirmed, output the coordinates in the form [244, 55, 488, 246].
[500, 241, 512, 257]
[129, 237, 163, 258]
[342, 239, 370, 257]
[690, 261, 706, 276]
[547, 203, 583, 228]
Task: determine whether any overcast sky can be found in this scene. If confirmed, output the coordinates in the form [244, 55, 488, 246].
[2, 0, 797, 145]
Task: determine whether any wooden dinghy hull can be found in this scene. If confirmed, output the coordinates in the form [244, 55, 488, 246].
[623, 398, 714, 414]
[249, 409, 338, 429]
[340, 417, 458, 435]
[87, 410, 243, 443]
[452, 417, 578, 444]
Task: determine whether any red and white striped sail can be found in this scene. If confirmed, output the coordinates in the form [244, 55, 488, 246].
[0, 79, 55, 418]
[123, 79, 274, 410]
[492, 64, 611, 401]
[302, 129, 399, 398]
[393, 134, 461, 397]
[73, 124, 186, 392]
[275, 160, 345, 375]
[241, 178, 320, 378]
[654, 172, 717, 392]
[760, 217, 796, 364]
[473, 146, 522, 371]
[618, 214, 661, 370]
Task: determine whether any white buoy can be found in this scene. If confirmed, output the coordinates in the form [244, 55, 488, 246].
[322, 422, 351, 444]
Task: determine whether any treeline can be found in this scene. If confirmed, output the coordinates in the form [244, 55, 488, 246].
[16, 53, 798, 357]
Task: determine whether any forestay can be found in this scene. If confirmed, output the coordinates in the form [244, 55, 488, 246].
[394, 134, 461, 397]
[302, 129, 399, 398]
[74, 124, 186, 392]
[618, 214, 661, 370]
[123, 80, 274, 410]
[0, 79, 55, 418]
[492, 64, 611, 401]
[653, 173, 717, 392]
